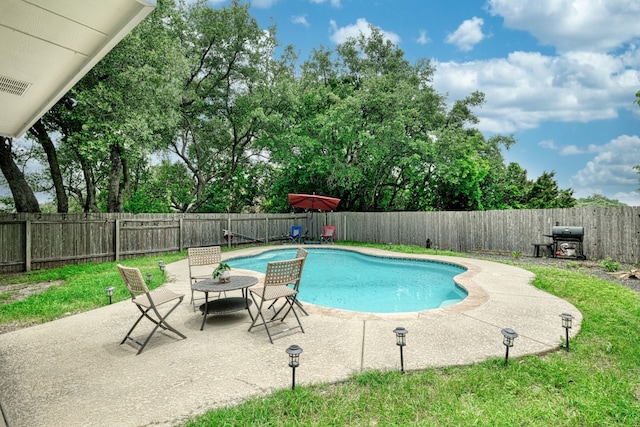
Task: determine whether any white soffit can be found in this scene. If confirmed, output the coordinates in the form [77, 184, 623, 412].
[0, 0, 156, 138]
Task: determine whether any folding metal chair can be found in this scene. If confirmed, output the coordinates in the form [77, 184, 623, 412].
[320, 225, 336, 243]
[273, 247, 309, 318]
[118, 264, 186, 355]
[288, 225, 303, 244]
[188, 246, 222, 311]
[248, 257, 305, 344]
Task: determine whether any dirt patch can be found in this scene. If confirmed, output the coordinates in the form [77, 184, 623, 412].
[0, 277, 62, 334]
[0, 280, 63, 334]
[0, 280, 62, 304]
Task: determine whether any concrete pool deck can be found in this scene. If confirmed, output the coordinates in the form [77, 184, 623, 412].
[0, 246, 581, 427]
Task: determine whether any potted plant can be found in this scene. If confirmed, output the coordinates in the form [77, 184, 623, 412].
[212, 262, 231, 283]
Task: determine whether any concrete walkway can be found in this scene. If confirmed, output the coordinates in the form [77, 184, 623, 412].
[0, 246, 581, 427]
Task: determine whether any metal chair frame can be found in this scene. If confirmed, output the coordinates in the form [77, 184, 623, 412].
[289, 225, 303, 244]
[320, 225, 336, 244]
[188, 246, 222, 311]
[273, 247, 309, 319]
[117, 264, 186, 355]
[248, 257, 305, 344]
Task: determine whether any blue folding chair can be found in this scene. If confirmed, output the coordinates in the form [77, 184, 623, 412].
[289, 225, 303, 244]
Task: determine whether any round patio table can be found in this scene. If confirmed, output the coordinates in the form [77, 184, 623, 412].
[192, 275, 258, 330]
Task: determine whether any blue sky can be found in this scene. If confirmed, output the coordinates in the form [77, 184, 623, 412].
[232, 0, 640, 205]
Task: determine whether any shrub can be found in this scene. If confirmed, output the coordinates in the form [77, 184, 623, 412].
[600, 257, 619, 272]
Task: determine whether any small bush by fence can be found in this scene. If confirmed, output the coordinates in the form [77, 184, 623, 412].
[1, 207, 638, 273]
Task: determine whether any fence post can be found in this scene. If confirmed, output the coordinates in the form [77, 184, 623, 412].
[114, 219, 120, 261]
[227, 216, 232, 248]
[25, 219, 31, 272]
[179, 218, 183, 252]
[343, 215, 347, 242]
[265, 216, 269, 244]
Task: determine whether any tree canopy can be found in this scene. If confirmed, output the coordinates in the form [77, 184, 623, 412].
[0, 0, 579, 213]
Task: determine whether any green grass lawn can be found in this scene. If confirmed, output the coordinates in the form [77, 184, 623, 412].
[1, 244, 639, 425]
[0, 252, 186, 327]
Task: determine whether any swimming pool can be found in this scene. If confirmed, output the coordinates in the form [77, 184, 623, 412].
[227, 248, 468, 313]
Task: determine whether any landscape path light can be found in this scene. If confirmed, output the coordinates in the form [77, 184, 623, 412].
[158, 260, 166, 273]
[393, 326, 408, 373]
[104, 286, 115, 305]
[560, 313, 574, 351]
[286, 344, 303, 390]
[501, 327, 518, 365]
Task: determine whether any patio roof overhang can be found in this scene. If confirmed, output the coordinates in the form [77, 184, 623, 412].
[0, 0, 156, 138]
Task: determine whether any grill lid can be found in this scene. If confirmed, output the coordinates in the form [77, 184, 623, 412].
[551, 226, 584, 238]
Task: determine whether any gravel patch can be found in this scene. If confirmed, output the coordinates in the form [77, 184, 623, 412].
[466, 251, 640, 294]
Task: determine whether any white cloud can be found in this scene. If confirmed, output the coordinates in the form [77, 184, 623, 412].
[329, 18, 400, 46]
[433, 50, 640, 134]
[445, 17, 485, 52]
[487, 0, 640, 53]
[559, 145, 585, 155]
[417, 29, 430, 45]
[292, 15, 310, 27]
[539, 139, 585, 155]
[252, 0, 279, 8]
[310, 0, 341, 7]
[612, 190, 640, 206]
[539, 139, 557, 149]
[571, 134, 640, 188]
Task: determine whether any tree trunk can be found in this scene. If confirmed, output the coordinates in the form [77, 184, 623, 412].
[68, 142, 100, 213]
[29, 119, 69, 213]
[80, 156, 100, 213]
[107, 143, 127, 212]
[0, 137, 41, 212]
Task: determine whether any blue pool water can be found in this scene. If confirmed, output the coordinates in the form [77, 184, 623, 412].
[227, 248, 467, 313]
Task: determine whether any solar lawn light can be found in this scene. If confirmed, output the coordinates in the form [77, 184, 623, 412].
[501, 327, 518, 366]
[104, 286, 115, 305]
[560, 313, 574, 351]
[158, 260, 166, 273]
[393, 326, 408, 373]
[286, 344, 303, 390]
[146, 272, 152, 285]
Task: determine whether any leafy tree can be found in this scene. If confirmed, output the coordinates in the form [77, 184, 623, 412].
[525, 171, 575, 209]
[31, 0, 187, 213]
[0, 1, 578, 214]
[169, 0, 295, 212]
[260, 27, 515, 212]
[575, 194, 626, 207]
[479, 160, 528, 210]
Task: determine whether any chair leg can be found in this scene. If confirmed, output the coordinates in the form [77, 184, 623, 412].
[277, 297, 308, 320]
[120, 311, 147, 345]
[121, 298, 186, 355]
[275, 296, 305, 333]
[295, 299, 308, 315]
[248, 294, 274, 344]
[286, 297, 305, 334]
[249, 293, 304, 344]
[190, 288, 196, 312]
[151, 299, 186, 340]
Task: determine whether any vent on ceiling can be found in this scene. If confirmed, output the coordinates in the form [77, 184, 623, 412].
[0, 75, 31, 96]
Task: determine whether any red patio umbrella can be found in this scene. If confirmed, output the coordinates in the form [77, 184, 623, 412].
[288, 193, 340, 240]
[288, 193, 340, 212]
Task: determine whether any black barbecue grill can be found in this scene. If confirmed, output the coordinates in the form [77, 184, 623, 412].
[546, 226, 586, 260]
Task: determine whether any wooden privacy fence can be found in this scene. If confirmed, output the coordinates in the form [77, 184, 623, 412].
[327, 206, 640, 265]
[0, 207, 638, 273]
[0, 213, 307, 273]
